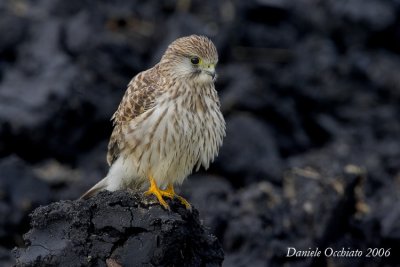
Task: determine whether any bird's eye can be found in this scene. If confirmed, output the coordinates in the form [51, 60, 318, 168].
[190, 57, 200, 65]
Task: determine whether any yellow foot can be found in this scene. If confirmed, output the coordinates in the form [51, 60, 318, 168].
[176, 195, 192, 211]
[163, 184, 192, 211]
[144, 176, 170, 210]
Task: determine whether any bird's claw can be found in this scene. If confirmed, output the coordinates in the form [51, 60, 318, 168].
[144, 178, 192, 211]
[163, 184, 192, 211]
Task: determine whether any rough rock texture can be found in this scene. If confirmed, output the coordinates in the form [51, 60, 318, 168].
[2, 0, 400, 266]
[13, 191, 223, 267]
[0, 156, 52, 249]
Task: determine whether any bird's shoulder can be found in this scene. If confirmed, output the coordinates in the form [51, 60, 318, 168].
[113, 66, 164, 124]
[107, 65, 164, 165]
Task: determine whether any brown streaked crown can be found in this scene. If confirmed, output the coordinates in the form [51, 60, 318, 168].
[162, 35, 218, 64]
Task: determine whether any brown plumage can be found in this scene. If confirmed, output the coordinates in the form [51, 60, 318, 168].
[81, 35, 225, 210]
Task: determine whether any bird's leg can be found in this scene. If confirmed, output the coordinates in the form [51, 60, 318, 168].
[144, 175, 170, 210]
[163, 184, 192, 210]
[159, 184, 174, 199]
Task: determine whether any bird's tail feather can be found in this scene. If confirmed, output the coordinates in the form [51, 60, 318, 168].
[80, 177, 108, 200]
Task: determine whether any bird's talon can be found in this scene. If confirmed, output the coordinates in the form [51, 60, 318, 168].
[144, 176, 171, 210]
[145, 180, 192, 210]
[165, 184, 192, 210]
[177, 196, 192, 211]
[159, 199, 170, 210]
[160, 190, 174, 199]
[144, 189, 170, 210]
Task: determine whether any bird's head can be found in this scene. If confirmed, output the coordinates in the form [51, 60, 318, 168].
[160, 35, 218, 84]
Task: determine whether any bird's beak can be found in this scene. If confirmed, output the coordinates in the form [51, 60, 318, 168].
[203, 64, 216, 79]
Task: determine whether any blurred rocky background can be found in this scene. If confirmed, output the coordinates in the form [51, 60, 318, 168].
[1, 0, 400, 266]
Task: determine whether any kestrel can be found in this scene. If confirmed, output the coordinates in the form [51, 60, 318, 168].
[81, 35, 226, 210]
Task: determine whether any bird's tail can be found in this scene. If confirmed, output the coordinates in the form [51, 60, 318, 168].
[80, 177, 108, 200]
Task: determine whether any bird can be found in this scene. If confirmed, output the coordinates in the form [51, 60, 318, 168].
[80, 35, 226, 210]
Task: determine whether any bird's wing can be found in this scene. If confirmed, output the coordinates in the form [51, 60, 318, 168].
[107, 67, 161, 166]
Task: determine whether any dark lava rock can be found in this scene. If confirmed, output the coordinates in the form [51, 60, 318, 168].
[221, 164, 368, 267]
[181, 175, 233, 241]
[0, 156, 52, 249]
[216, 113, 282, 186]
[0, 246, 14, 267]
[2, 0, 400, 266]
[13, 190, 224, 267]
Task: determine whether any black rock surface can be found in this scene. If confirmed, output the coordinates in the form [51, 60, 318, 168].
[2, 0, 400, 266]
[0, 156, 52, 251]
[13, 191, 224, 267]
